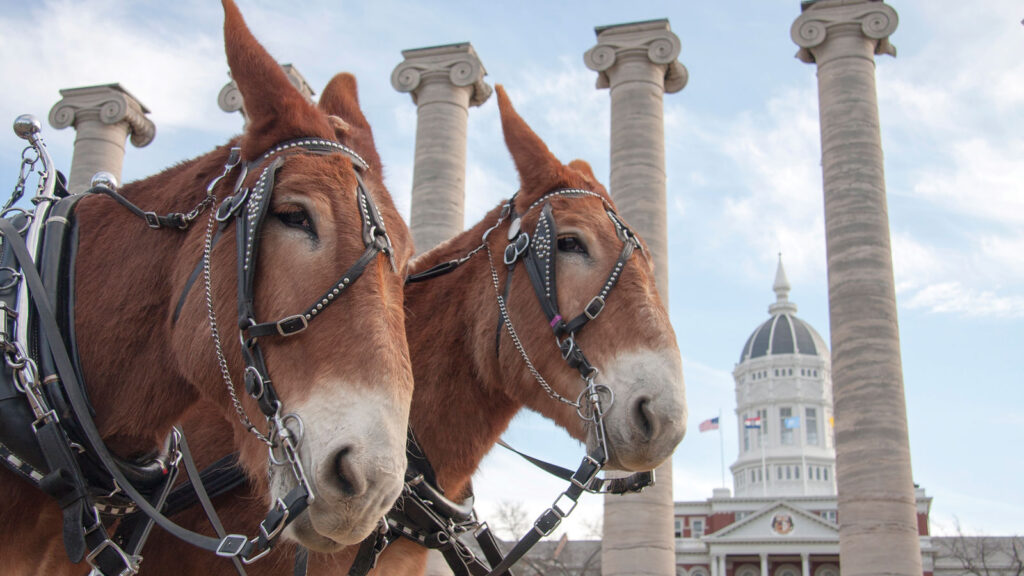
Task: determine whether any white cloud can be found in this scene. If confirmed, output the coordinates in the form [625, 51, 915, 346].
[0, 0, 234, 136]
[910, 138, 1024, 228]
[505, 59, 610, 172]
[696, 85, 828, 286]
[902, 282, 1024, 318]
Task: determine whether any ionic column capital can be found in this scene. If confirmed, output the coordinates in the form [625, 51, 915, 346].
[391, 43, 492, 107]
[584, 19, 688, 93]
[48, 83, 155, 147]
[791, 0, 899, 63]
[219, 63, 314, 118]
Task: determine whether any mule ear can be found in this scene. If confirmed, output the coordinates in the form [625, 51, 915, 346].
[327, 115, 352, 138]
[495, 85, 561, 201]
[222, 0, 332, 158]
[319, 73, 383, 171]
[568, 159, 598, 182]
[319, 73, 371, 130]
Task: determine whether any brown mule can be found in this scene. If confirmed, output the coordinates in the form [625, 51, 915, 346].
[140, 84, 686, 575]
[0, 2, 414, 574]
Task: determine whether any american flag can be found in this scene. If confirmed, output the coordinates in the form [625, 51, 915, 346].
[699, 417, 719, 433]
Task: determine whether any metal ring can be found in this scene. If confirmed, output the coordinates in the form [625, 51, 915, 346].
[576, 383, 614, 422]
[278, 413, 305, 451]
[245, 366, 265, 400]
[0, 267, 23, 292]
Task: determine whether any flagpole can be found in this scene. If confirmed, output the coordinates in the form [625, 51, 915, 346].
[718, 408, 725, 487]
[760, 422, 767, 497]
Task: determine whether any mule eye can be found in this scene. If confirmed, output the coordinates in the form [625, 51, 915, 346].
[557, 235, 587, 255]
[275, 207, 316, 237]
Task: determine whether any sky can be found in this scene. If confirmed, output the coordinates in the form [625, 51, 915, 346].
[1, 0, 1021, 543]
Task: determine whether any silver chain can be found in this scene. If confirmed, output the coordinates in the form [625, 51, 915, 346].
[4, 145, 43, 212]
[202, 207, 272, 446]
[181, 193, 217, 228]
[485, 242, 580, 408]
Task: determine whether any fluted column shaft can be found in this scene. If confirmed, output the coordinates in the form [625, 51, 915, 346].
[791, 3, 921, 575]
[393, 43, 491, 254]
[585, 20, 687, 576]
[48, 84, 155, 193]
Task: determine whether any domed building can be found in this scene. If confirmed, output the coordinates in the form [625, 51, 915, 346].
[731, 258, 835, 499]
[673, 260, 934, 576]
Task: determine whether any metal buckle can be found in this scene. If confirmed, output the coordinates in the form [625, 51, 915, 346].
[584, 296, 605, 320]
[275, 314, 309, 336]
[570, 455, 602, 490]
[551, 492, 578, 519]
[215, 534, 249, 557]
[143, 211, 161, 229]
[30, 409, 59, 431]
[259, 498, 291, 541]
[532, 509, 562, 537]
[242, 539, 273, 565]
[86, 538, 139, 576]
[503, 232, 529, 266]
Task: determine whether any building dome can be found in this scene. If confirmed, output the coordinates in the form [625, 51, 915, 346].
[738, 257, 828, 364]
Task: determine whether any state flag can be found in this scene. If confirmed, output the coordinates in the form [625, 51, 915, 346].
[744, 416, 762, 429]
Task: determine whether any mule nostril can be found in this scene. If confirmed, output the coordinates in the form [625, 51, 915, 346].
[632, 396, 659, 442]
[333, 446, 367, 497]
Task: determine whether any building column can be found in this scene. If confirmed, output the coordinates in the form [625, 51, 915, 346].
[801, 552, 810, 576]
[219, 63, 315, 123]
[585, 19, 686, 576]
[709, 554, 720, 576]
[791, 3, 921, 576]
[760, 552, 769, 576]
[48, 83, 155, 193]
[392, 43, 491, 254]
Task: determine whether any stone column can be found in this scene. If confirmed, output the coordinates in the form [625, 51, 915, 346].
[392, 43, 491, 254]
[48, 83, 155, 193]
[760, 552, 769, 576]
[791, 2, 921, 576]
[801, 552, 810, 576]
[585, 19, 686, 576]
[219, 63, 315, 122]
[710, 554, 719, 576]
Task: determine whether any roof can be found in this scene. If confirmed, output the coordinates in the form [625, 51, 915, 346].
[738, 257, 828, 364]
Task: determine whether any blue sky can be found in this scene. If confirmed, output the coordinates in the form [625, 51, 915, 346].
[1, 0, 1020, 540]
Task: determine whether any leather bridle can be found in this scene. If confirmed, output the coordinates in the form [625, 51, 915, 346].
[392, 189, 655, 576]
[0, 133, 397, 576]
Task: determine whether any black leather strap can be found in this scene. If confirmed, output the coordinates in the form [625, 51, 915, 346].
[0, 218, 236, 556]
[87, 185, 190, 230]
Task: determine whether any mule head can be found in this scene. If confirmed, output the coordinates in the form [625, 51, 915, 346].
[490, 85, 686, 471]
[188, 0, 413, 552]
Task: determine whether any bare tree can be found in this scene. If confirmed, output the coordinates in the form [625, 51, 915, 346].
[936, 520, 1024, 576]
[487, 501, 601, 576]
[494, 500, 530, 540]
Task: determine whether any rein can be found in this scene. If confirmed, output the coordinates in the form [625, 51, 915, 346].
[0, 122, 395, 576]
[384, 190, 655, 576]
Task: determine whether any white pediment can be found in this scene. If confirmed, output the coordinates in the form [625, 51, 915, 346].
[706, 501, 838, 543]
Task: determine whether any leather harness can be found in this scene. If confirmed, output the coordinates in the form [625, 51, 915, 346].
[0, 135, 395, 576]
